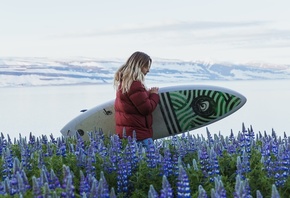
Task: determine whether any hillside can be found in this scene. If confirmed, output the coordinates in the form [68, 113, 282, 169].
[0, 57, 289, 87]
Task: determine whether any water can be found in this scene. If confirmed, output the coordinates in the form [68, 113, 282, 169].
[1, 80, 289, 140]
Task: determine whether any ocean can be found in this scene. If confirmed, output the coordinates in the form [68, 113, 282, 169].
[1, 79, 289, 140]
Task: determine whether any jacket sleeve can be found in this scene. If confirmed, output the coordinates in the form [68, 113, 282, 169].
[128, 81, 160, 115]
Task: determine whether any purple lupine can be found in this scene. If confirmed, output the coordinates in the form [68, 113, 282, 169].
[61, 165, 75, 197]
[208, 147, 220, 182]
[110, 187, 117, 198]
[49, 134, 58, 144]
[117, 158, 129, 194]
[126, 136, 140, 170]
[0, 181, 5, 195]
[61, 174, 75, 198]
[206, 128, 214, 146]
[89, 178, 99, 197]
[44, 143, 53, 157]
[272, 144, 289, 187]
[261, 141, 273, 177]
[210, 177, 227, 198]
[161, 147, 173, 177]
[109, 135, 122, 170]
[48, 169, 61, 190]
[256, 190, 263, 198]
[160, 175, 173, 198]
[43, 182, 52, 197]
[236, 150, 250, 180]
[146, 141, 158, 168]
[86, 149, 96, 177]
[198, 185, 208, 198]
[19, 139, 30, 168]
[148, 185, 159, 198]
[2, 148, 13, 180]
[226, 136, 238, 155]
[56, 139, 67, 157]
[123, 140, 135, 175]
[20, 169, 31, 191]
[40, 166, 49, 188]
[75, 147, 86, 168]
[28, 132, 36, 146]
[213, 136, 224, 157]
[192, 159, 198, 171]
[32, 176, 42, 197]
[261, 135, 289, 187]
[198, 142, 210, 178]
[233, 174, 251, 198]
[175, 136, 187, 159]
[271, 184, 280, 198]
[7, 175, 18, 196]
[41, 135, 48, 145]
[93, 138, 107, 157]
[97, 172, 110, 197]
[177, 166, 191, 198]
[79, 170, 90, 197]
[185, 133, 197, 153]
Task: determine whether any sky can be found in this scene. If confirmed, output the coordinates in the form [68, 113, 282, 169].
[1, 0, 290, 65]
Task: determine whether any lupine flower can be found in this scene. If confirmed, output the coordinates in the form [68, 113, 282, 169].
[146, 141, 158, 168]
[198, 185, 208, 198]
[89, 178, 99, 197]
[198, 142, 210, 178]
[1, 125, 290, 197]
[117, 158, 129, 194]
[2, 148, 14, 180]
[79, 170, 90, 197]
[110, 187, 117, 198]
[161, 147, 173, 176]
[208, 147, 220, 181]
[160, 175, 173, 198]
[236, 150, 250, 179]
[210, 177, 227, 198]
[49, 134, 57, 144]
[48, 169, 61, 190]
[56, 140, 67, 157]
[148, 185, 159, 198]
[97, 172, 110, 197]
[233, 174, 251, 198]
[177, 166, 191, 198]
[271, 184, 280, 198]
[256, 190, 263, 198]
[206, 128, 214, 146]
[61, 165, 75, 197]
[43, 182, 52, 197]
[32, 176, 42, 197]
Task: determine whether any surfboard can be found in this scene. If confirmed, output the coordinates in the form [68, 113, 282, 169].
[60, 84, 247, 141]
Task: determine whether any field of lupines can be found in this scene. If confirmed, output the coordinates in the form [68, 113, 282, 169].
[0, 123, 290, 197]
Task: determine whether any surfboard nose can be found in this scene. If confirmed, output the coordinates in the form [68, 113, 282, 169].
[60, 124, 76, 137]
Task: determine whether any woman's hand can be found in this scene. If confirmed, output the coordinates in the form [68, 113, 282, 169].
[149, 87, 159, 94]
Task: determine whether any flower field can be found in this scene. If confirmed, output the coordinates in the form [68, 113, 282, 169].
[0, 124, 290, 197]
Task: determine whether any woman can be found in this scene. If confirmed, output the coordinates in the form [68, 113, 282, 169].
[114, 51, 159, 147]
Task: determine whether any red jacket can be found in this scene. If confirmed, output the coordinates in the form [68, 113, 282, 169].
[114, 81, 160, 140]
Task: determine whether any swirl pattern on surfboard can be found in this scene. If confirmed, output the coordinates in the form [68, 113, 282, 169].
[159, 89, 242, 135]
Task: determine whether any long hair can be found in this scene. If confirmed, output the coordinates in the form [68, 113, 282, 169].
[114, 51, 152, 93]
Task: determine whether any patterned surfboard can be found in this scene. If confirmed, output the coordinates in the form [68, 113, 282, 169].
[60, 84, 247, 140]
[152, 86, 246, 139]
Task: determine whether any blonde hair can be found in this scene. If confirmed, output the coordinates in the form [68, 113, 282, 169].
[114, 51, 152, 93]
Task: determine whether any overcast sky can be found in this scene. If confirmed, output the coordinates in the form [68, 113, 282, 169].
[1, 0, 290, 64]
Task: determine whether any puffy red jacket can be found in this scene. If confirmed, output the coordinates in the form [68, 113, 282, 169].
[114, 81, 160, 140]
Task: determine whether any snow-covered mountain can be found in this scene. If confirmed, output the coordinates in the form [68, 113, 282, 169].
[0, 57, 289, 87]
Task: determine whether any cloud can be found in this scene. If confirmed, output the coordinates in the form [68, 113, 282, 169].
[195, 28, 290, 49]
[49, 20, 266, 39]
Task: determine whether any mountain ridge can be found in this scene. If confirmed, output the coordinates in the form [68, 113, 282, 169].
[1, 57, 289, 87]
